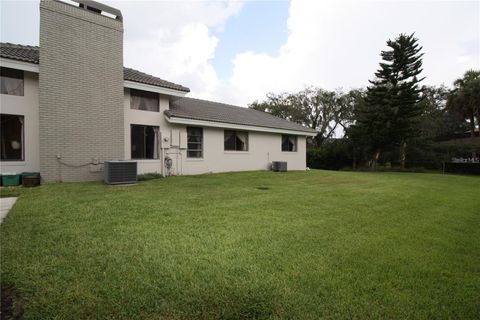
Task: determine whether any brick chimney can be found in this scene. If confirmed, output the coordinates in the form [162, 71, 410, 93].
[39, 0, 124, 181]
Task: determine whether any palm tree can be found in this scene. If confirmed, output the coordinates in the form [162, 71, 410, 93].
[447, 70, 480, 137]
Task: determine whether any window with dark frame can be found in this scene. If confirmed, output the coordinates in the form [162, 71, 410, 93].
[130, 89, 159, 112]
[130, 125, 159, 159]
[1, 114, 24, 161]
[1, 67, 24, 96]
[224, 130, 248, 151]
[187, 127, 203, 158]
[281, 135, 297, 152]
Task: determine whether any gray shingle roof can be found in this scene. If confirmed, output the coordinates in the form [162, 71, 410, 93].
[0, 42, 189, 92]
[167, 97, 317, 134]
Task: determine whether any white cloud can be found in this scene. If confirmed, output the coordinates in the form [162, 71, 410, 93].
[124, 23, 220, 96]
[1, 0, 477, 107]
[216, 0, 480, 106]
[105, 0, 244, 99]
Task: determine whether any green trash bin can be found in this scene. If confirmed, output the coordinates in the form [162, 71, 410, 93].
[2, 173, 22, 187]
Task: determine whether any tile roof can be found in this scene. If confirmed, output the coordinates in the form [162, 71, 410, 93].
[0, 42, 190, 93]
[0, 43, 39, 64]
[167, 97, 317, 134]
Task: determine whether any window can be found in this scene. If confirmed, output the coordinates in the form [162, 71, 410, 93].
[130, 89, 159, 112]
[224, 130, 248, 151]
[282, 135, 297, 152]
[131, 125, 159, 159]
[1, 114, 24, 161]
[187, 127, 203, 158]
[1, 67, 24, 96]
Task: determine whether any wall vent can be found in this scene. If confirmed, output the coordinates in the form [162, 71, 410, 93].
[104, 161, 137, 184]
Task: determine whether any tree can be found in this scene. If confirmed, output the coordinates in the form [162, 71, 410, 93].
[418, 85, 465, 140]
[350, 33, 425, 169]
[249, 92, 307, 125]
[347, 85, 393, 169]
[447, 70, 480, 138]
[249, 87, 357, 145]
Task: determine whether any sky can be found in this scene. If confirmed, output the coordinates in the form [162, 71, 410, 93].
[1, 0, 479, 106]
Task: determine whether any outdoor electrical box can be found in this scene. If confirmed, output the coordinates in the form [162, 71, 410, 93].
[179, 131, 187, 149]
[171, 129, 180, 147]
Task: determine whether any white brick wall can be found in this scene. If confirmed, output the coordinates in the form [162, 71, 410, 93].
[39, 0, 124, 182]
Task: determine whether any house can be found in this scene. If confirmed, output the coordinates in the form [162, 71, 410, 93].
[0, 0, 316, 182]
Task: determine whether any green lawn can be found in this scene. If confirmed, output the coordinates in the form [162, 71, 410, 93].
[1, 170, 479, 319]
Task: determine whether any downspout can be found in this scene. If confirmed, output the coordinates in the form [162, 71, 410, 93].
[160, 146, 165, 177]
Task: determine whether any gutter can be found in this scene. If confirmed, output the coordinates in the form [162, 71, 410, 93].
[165, 115, 318, 137]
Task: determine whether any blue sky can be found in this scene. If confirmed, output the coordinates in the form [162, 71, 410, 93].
[1, 0, 479, 106]
[211, 1, 289, 80]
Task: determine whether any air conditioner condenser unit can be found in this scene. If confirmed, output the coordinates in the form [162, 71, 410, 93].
[104, 161, 137, 184]
[272, 161, 287, 172]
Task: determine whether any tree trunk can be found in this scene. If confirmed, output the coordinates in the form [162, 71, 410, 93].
[476, 106, 479, 135]
[371, 149, 381, 171]
[470, 112, 476, 159]
[352, 147, 357, 170]
[470, 112, 476, 138]
[400, 141, 407, 170]
[476, 109, 479, 137]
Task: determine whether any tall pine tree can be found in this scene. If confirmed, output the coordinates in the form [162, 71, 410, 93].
[353, 33, 424, 169]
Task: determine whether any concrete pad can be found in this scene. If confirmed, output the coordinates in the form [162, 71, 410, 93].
[0, 197, 18, 224]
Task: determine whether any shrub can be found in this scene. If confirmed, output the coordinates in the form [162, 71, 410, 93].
[307, 140, 353, 170]
[137, 173, 162, 181]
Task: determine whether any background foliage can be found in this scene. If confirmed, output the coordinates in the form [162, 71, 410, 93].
[250, 34, 479, 172]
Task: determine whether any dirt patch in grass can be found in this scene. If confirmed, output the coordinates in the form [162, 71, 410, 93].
[1, 283, 26, 320]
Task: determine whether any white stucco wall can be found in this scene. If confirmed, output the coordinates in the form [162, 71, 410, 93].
[1, 84, 308, 178]
[174, 126, 307, 175]
[0, 71, 40, 174]
[123, 89, 308, 176]
[123, 88, 170, 174]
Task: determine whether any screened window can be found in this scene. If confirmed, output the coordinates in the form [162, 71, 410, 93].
[1, 67, 24, 96]
[224, 130, 248, 151]
[131, 125, 159, 159]
[282, 135, 297, 152]
[187, 127, 203, 158]
[1, 114, 24, 161]
[130, 89, 159, 112]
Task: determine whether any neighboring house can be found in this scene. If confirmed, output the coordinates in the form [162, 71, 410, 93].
[0, 0, 316, 182]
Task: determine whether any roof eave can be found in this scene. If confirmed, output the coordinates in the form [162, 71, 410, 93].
[123, 80, 189, 97]
[0, 57, 39, 72]
[165, 115, 318, 136]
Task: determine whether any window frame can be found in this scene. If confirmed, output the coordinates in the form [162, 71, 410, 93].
[0, 67, 24, 96]
[224, 130, 249, 152]
[129, 89, 160, 112]
[281, 135, 297, 152]
[186, 126, 203, 159]
[130, 124, 159, 160]
[1, 113, 25, 161]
